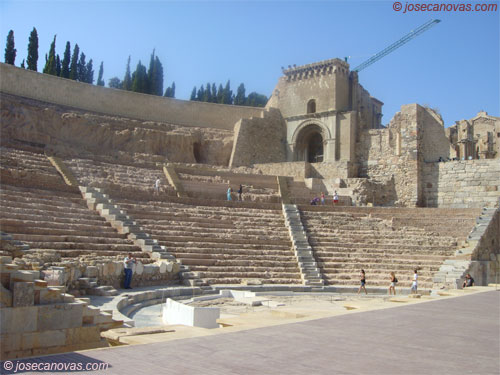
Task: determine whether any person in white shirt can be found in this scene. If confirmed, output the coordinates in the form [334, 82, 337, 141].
[154, 177, 161, 195]
[411, 269, 418, 294]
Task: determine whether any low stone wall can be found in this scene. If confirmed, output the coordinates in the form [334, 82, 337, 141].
[252, 162, 310, 180]
[422, 160, 500, 208]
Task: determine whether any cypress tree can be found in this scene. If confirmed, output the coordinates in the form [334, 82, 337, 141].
[55, 54, 61, 76]
[205, 82, 212, 102]
[222, 80, 233, 104]
[69, 44, 79, 80]
[27, 27, 38, 71]
[97, 62, 105, 86]
[170, 82, 176, 98]
[190, 86, 197, 101]
[164, 82, 175, 98]
[20, 59, 25, 68]
[148, 53, 163, 96]
[77, 52, 86, 82]
[131, 61, 148, 93]
[123, 56, 132, 90]
[4, 30, 16, 65]
[217, 83, 224, 103]
[60, 41, 71, 78]
[234, 83, 246, 105]
[86, 59, 94, 84]
[197, 85, 205, 102]
[43, 35, 57, 75]
[211, 83, 217, 103]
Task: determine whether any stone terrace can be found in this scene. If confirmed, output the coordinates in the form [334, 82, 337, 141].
[300, 206, 481, 289]
[114, 197, 302, 285]
[64, 157, 177, 199]
[173, 165, 281, 203]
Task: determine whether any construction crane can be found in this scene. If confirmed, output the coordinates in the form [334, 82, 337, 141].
[352, 19, 441, 72]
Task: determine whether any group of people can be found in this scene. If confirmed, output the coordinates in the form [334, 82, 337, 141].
[310, 191, 339, 205]
[356, 269, 420, 295]
[227, 184, 243, 201]
[357, 269, 475, 295]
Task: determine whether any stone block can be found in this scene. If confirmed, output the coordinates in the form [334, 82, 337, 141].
[1, 283, 12, 307]
[39, 288, 63, 304]
[21, 329, 66, 350]
[0, 256, 13, 265]
[0, 306, 38, 334]
[159, 261, 167, 274]
[85, 266, 99, 278]
[12, 282, 34, 307]
[143, 264, 158, 275]
[135, 262, 144, 275]
[34, 279, 48, 290]
[0, 333, 22, 353]
[65, 325, 101, 345]
[37, 303, 84, 331]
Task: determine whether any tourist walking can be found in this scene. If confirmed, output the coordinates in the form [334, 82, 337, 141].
[411, 269, 418, 294]
[227, 186, 233, 201]
[357, 269, 367, 295]
[389, 272, 397, 295]
[123, 253, 136, 289]
[333, 191, 339, 205]
[154, 176, 161, 195]
[321, 192, 325, 205]
[238, 184, 243, 201]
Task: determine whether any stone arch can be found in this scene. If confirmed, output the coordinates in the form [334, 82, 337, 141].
[292, 121, 330, 163]
[307, 99, 316, 114]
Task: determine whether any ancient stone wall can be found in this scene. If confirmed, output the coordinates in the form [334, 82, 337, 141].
[357, 104, 420, 206]
[0, 63, 264, 131]
[229, 108, 287, 167]
[418, 107, 451, 162]
[1, 94, 233, 165]
[422, 160, 500, 208]
[470, 209, 500, 285]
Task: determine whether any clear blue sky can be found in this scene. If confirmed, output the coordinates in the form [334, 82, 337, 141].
[1, 0, 499, 126]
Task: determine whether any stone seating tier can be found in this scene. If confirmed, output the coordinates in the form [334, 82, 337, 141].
[64, 157, 177, 195]
[301, 208, 479, 288]
[0, 184, 142, 258]
[0, 146, 59, 177]
[112, 197, 302, 285]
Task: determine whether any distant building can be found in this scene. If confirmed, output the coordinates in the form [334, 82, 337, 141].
[446, 111, 500, 160]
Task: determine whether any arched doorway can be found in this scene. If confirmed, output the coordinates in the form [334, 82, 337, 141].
[295, 124, 324, 163]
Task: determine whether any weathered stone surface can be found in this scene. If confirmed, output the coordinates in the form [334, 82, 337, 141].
[0, 283, 13, 307]
[0, 306, 38, 334]
[37, 303, 84, 331]
[12, 282, 34, 307]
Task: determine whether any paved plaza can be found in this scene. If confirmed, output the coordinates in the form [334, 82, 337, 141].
[2, 290, 498, 375]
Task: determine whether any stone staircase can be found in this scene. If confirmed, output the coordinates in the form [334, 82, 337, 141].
[46, 154, 78, 186]
[282, 204, 324, 288]
[113, 197, 303, 286]
[78, 186, 204, 290]
[432, 207, 498, 288]
[300, 207, 480, 289]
